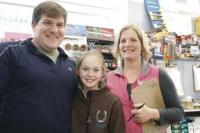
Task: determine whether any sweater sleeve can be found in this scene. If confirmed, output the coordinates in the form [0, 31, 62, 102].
[109, 97, 125, 133]
[157, 68, 184, 125]
[0, 47, 16, 97]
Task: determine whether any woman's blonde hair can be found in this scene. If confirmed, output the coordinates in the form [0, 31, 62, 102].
[113, 24, 152, 61]
[76, 50, 107, 89]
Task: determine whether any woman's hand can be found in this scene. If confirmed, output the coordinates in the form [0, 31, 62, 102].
[131, 103, 160, 123]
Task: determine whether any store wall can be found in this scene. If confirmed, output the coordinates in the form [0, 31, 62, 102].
[128, 0, 153, 32]
[176, 60, 200, 98]
[128, 0, 200, 34]
[0, 3, 33, 35]
[0, 0, 128, 37]
[0, 0, 199, 37]
[159, 0, 200, 34]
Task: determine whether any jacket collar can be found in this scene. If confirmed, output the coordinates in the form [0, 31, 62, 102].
[26, 38, 68, 59]
[78, 84, 107, 98]
[113, 59, 150, 77]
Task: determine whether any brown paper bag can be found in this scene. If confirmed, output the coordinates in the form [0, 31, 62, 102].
[131, 79, 169, 133]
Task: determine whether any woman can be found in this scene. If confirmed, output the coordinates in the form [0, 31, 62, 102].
[106, 24, 184, 133]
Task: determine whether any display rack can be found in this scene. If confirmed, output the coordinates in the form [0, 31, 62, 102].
[60, 24, 87, 61]
[86, 26, 117, 70]
[61, 24, 117, 70]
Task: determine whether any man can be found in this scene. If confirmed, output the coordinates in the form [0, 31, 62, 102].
[0, 1, 77, 133]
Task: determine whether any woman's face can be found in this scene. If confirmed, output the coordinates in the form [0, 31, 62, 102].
[119, 28, 142, 61]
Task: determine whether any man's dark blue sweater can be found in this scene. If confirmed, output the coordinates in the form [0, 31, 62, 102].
[0, 40, 21, 122]
[0, 41, 20, 53]
[0, 39, 77, 133]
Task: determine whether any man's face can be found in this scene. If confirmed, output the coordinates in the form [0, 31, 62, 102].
[32, 15, 65, 52]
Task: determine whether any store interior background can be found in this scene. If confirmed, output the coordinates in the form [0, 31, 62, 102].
[1, 0, 200, 34]
[0, 0, 200, 97]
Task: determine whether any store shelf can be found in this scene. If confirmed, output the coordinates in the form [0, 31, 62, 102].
[184, 109, 200, 117]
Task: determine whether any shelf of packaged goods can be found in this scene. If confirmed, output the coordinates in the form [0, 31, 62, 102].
[184, 109, 200, 117]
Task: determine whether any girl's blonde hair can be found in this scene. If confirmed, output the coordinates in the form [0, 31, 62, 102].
[113, 24, 152, 61]
[76, 50, 107, 89]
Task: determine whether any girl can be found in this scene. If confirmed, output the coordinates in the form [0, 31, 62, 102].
[71, 50, 125, 133]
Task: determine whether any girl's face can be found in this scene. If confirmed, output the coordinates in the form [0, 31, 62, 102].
[119, 28, 142, 61]
[79, 55, 103, 90]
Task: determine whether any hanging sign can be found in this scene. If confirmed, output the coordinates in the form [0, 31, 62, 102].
[100, 28, 114, 41]
[86, 26, 101, 40]
[64, 24, 86, 36]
